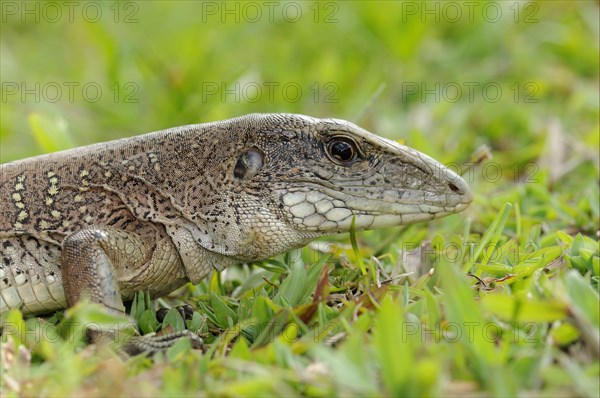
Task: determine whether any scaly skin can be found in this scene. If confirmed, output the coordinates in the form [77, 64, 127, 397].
[0, 113, 472, 318]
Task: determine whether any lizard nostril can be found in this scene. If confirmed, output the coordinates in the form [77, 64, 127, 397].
[447, 181, 462, 194]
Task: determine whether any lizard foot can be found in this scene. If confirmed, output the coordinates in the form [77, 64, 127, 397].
[120, 330, 203, 357]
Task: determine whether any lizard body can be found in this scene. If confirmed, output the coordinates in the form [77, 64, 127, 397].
[0, 113, 472, 317]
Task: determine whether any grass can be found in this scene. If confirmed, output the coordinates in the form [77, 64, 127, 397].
[1, 1, 599, 397]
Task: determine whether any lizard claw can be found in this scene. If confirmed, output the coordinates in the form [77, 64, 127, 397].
[156, 304, 195, 322]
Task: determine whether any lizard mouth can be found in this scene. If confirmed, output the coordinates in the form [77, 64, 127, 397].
[279, 180, 473, 233]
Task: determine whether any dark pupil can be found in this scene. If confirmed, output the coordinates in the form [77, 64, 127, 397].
[331, 141, 354, 161]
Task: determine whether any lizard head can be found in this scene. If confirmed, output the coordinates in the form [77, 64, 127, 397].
[206, 113, 472, 261]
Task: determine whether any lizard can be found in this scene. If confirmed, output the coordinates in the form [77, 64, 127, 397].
[0, 113, 472, 351]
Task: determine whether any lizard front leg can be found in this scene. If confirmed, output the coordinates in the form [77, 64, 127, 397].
[60, 226, 201, 355]
[61, 227, 136, 314]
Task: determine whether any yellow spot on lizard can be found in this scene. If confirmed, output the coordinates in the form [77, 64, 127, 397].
[48, 185, 59, 196]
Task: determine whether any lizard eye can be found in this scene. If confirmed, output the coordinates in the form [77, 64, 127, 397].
[234, 149, 263, 180]
[327, 138, 358, 164]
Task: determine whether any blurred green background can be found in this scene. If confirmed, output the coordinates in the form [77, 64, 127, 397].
[1, 1, 597, 166]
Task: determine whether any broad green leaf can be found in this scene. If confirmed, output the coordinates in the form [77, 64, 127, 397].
[424, 288, 440, 329]
[210, 292, 238, 328]
[274, 255, 307, 307]
[349, 216, 367, 276]
[162, 308, 186, 332]
[187, 311, 203, 332]
[139, 309, 160, 334]
[229, 335, 252, 360]
[551, 323, 580, 346]
[481, 294, 567, 322]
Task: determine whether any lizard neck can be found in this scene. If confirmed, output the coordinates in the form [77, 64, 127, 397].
[164, 223, 237, 284]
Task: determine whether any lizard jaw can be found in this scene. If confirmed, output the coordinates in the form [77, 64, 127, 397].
[280, 182, 472, 234]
